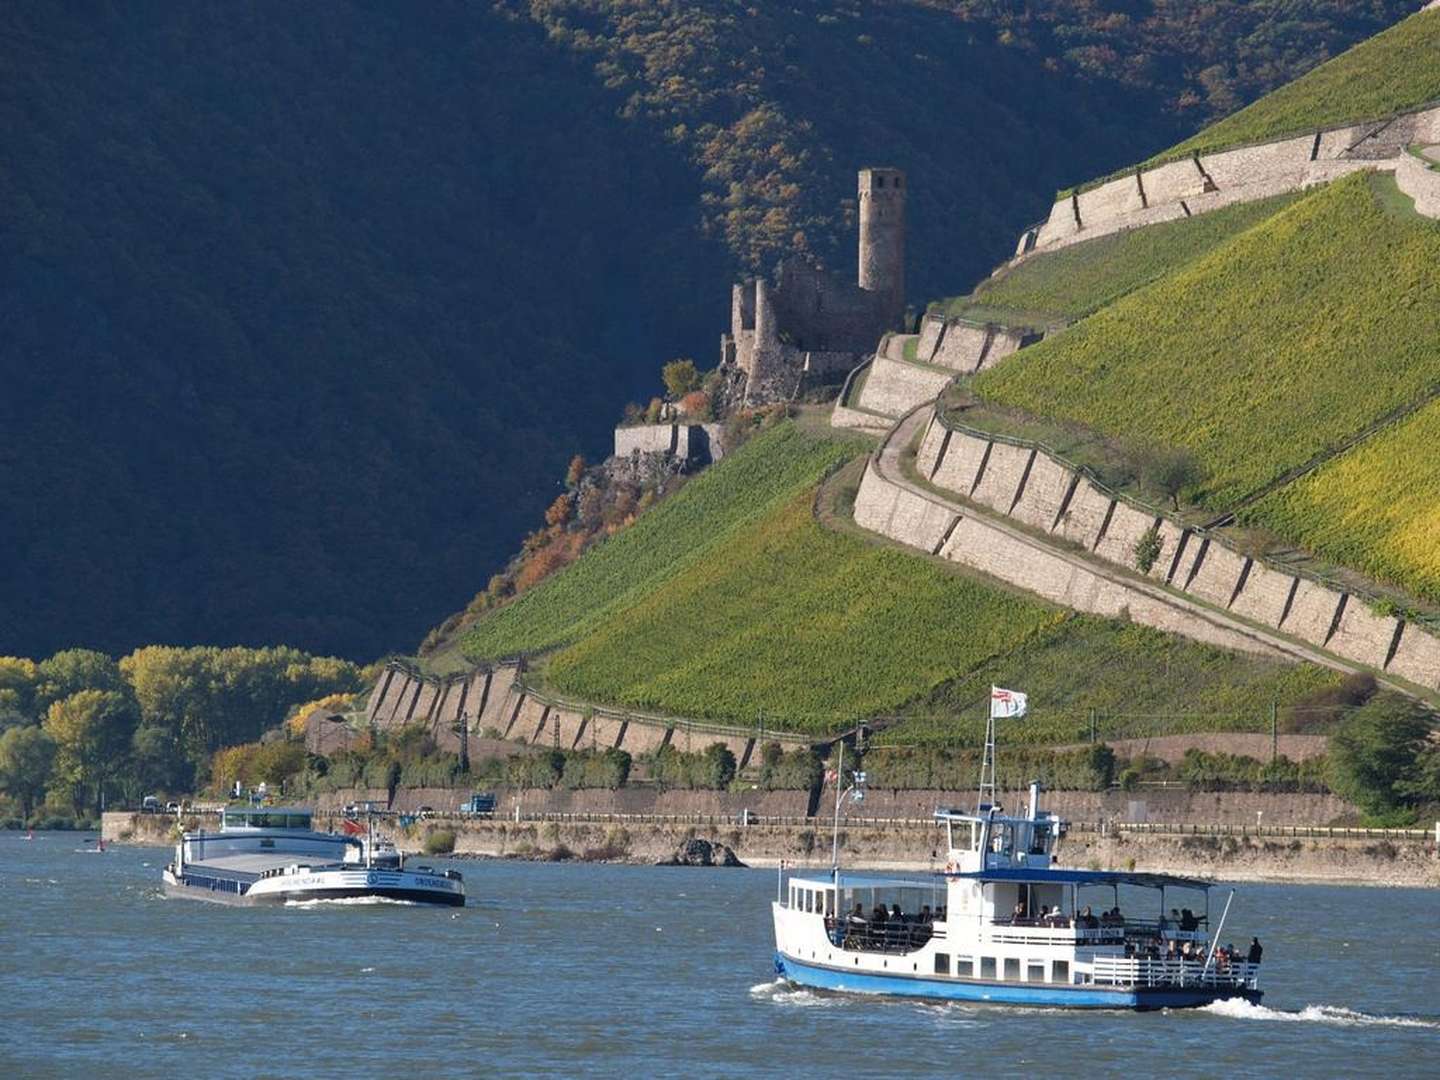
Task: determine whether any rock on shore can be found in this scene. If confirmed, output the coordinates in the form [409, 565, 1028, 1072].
[658, 837, 746, 868]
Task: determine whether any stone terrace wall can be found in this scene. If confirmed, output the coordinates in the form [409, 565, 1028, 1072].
[362, 660, 813, 768]
[920, 315, 1041, 374]
[852, 455, 1279, 656]
[1396, 149, 1440, 218]
[912, 418, 1440, 692]
[1027, 102, 1440, 255]
[856, 354, 954, 418]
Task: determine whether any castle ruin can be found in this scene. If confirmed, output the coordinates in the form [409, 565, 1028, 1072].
[722, 167, 906, 403]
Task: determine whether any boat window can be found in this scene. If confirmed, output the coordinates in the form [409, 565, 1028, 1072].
[804, 891, 814, 914]
[1052, 960, 1070, 984]
[1027, 962, 1045, 983]
[934, 954, 949, 976]
[955, 957, 974, 978]
[1004, 958, 1021, 981]
[980, 957, 996, 980]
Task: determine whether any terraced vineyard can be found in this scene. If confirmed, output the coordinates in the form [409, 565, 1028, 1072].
[873, 618, 1341, 747]
[1159, 8, 1440, 161]
[543, 491, 1063, 732]
[933, 193, 1298, 323]
[974, 173, 1440, 508]
[1240, 398, 1440, 605]
[461, 422, 867, 661]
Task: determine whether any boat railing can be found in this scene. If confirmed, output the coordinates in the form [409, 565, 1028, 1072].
[825, 916, 941, 955]
[1090, 955, 1259, 989]
[988, 918, 1125, 947]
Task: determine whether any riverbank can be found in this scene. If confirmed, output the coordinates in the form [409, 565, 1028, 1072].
[101, 810, 1440, 887]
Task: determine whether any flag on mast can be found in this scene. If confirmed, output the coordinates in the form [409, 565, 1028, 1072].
[990, 686, 1028, 719]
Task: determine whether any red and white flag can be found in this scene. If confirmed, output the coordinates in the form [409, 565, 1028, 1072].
[341, 817, 366, 836]
[990, 686, 1028, 719]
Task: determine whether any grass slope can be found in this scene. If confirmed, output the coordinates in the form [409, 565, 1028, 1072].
[1160, 9, 1440, 160]
[544, 491, 1063, 731]
[875, 619, 1339, 747]
[460, 423, 866, 661]
[975, 173, 1440, 508]
[1240, 399, 1440, 605]
[933, 193, 1299, 323]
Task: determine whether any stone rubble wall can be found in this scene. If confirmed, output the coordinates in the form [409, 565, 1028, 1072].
[904, 419, 1440, 691]
[613, 423, 726, 464]
[1026, 102, 1440, 255]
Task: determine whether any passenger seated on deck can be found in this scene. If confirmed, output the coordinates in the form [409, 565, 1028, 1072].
[1013, 901, 1027, 923]
[871, 904, 888, 926]
[1168, 908, 1181, 929]
[1078, 906, 1098, 929]
[890, 903, 905, 923]
[919, 904, 933, 924]
[1180, 908, 1198, 931]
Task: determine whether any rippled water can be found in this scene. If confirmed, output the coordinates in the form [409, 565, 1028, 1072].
[2, 834, 1436, 1078]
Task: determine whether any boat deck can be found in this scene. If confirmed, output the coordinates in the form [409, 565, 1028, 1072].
[187, 852, 345, 883]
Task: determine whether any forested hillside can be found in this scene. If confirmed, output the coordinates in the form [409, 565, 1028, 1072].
[0, 0, 1415, 662]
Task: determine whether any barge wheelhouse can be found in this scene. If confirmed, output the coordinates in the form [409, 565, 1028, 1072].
[772, 785, 1261, 1010]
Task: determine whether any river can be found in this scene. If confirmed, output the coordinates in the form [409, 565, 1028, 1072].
[2, 833, 1435, 1077]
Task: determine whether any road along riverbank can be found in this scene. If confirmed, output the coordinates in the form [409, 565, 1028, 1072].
[102, 810, 1439, 887]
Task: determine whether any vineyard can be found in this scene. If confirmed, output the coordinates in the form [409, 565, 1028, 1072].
[871, 617, 1340, 747]
[1240, 398, 1440, 606]
[974, 173, 1440, 509]
[1158, 8, 1440, 161]
[460, 421, 867, 661]
[542, 490, 1062, 733]
[933, 193, 1297, 323]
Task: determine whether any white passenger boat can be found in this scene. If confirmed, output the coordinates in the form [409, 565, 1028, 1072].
[162, 806, 464, 907]
[772, 733, 1262, 1009]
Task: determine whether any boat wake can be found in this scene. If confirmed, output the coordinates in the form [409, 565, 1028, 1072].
[1202, 998, 1440, 1029]
[284, 896, 421, 908]
[748, 978, 843, 1008]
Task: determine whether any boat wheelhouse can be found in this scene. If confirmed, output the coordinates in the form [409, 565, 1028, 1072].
[772, 783, 1261, 1010]
[162, 806, 464, 907]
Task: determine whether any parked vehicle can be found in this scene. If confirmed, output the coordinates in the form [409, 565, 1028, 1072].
[141, 795, 161, 814]
[459, 793, 497, 816]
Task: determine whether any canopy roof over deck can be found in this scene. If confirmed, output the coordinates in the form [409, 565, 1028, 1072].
[946, 867, 1213, 890]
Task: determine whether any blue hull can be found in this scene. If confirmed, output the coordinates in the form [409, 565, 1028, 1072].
[774, 953, 1260, 1011]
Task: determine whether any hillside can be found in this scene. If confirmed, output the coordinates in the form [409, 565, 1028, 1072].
[0, 1, 1418, 661]
[1160, 6, 1440, 160]
[973, 173, 1440, 509]
[457, 419, 1342, 737]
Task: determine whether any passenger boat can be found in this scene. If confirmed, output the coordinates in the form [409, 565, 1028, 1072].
[161, 806, 465, 907]
[772, 730, 1262, 1009]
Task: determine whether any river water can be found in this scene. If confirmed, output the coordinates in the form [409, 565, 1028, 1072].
[2, 833, 1436, 1078]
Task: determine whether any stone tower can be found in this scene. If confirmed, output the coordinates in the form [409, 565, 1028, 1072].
[857, 167, 906, 329]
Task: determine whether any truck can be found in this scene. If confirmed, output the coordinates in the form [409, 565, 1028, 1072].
[458, 793, 497, 816]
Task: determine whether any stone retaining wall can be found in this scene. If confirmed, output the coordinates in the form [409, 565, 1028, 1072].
[910, 420, 1440, 691]
[1026, 102, 1440, 255]
[1396, 149, 1440, 217]
[359, 661, 807, 766]
[613, 422, 725, 464]
[852, 460, 1277, 656]
[855, 354, 954, 418]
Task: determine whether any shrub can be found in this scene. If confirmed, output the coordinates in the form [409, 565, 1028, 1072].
[1133, 525, 1163, 574]
[423, 828, 456, 855]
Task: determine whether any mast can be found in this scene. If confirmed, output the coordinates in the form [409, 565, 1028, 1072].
[830, 741, 845, 882]
[976, 704, 996, 815]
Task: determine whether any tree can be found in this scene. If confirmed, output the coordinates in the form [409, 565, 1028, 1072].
[36, 649, 124, 711]
[1137, 446, 1204, 510]
[565, 455, 587, 489]
[699, 742, 737, 789]
[1326, 694, 1436, 818]
[0, 657, 38, 717]
[661, 358, 702, 398]
[0, 724, 57, 819]
[43, 689, 137, 814]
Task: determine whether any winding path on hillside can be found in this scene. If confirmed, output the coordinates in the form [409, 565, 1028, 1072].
[858, 406, 1429, 700]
